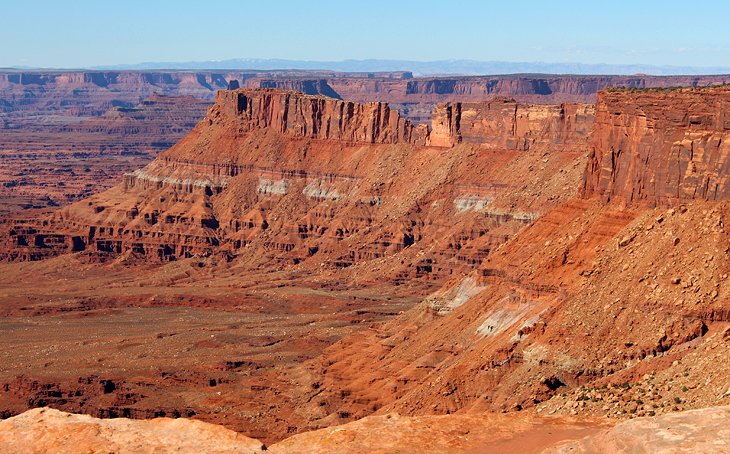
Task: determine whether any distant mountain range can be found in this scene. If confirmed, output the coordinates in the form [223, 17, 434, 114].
[86, 58, 730, 76]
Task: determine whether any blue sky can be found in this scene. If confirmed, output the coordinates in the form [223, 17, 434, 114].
[2, 0, 729, 68]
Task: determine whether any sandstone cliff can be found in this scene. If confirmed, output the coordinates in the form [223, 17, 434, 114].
[2, 89, 588, 275]
[3, 71, 728, 126]
[583, 87, 730, 206]
[281, 86, 730, 433]
[253, 74, 730, 124]
[321, 74, 730, 105]
[429, 98, 594, 150]
[214, 88, 429, 145]
[254, 78, 342, 99]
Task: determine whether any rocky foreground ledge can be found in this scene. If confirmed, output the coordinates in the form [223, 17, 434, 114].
[0, 407, 264, 453]
[1, 406, 729, 453]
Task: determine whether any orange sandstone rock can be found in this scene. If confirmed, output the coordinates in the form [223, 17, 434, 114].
[584, 87, 730, 206]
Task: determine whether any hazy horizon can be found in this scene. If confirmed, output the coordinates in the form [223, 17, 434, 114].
[3, 58, 730, 78]
[3, 0, 730, 71]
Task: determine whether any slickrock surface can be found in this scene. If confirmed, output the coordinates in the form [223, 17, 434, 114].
[584, 87, 730, 206]
[0, 407, 264, 453]
[548, 405, 730, 453]
[4, 406, 729, 453]
[0, 407, 609, 454]
[270, 412, 608, 453]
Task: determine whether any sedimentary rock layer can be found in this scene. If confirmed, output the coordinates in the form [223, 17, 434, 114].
[0, 94, 212, 152]
[3, 71, 727, 215]
[292, 74, 730, 105]
[214, 89, 429, 145]
[430, 99, 594, 150]
[1, 89, 588, 275]
[5, 85, 730, 446]
[3, 71, 729, 125]
[583, 87, 730, 206]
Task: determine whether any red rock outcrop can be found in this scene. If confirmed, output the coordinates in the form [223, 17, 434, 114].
[322, 74, 730, 105]
[300, 197, 730, 432]
[254, 78, 342, 99]
[0, 407, 265, 453]
[1, 89, 588, 276]
[549, 405, 730, 453]
[5, 403, 729, 452]
[583, 87, 730, 206]
[429, 99, 594, 150]
[4, 71, 729, 216]
[274, 86, 730, 433]
[0, 406, 607, 453]
[4, 71, 727, 127]
[250, 74, 730, 124]
[213, 89, 429, 144]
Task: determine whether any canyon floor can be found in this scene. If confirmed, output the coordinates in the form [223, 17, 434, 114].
[0, 253, 431, 442]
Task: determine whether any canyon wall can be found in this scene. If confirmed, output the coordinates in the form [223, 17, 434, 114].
[429, 99, 594, 150]
[1, 71, 726, 216]
[285, 86, 730, 431]
[254, 74, 730, 124]
[214, 89, 429, 145]
[0, 71, 231, 119]
[1, 89, 589, 272]
[309, 74, 730, 104]
[3, 71, 730, 125]
[583, 87, 730, 206]
[1, 94, 212, 152]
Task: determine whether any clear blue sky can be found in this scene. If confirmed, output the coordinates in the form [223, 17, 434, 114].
[2, 0, 729, 68]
